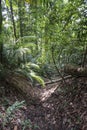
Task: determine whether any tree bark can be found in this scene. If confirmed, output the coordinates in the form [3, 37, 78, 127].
[64, 64, 87, 77]
[18, 0, 25, 38]
[0, 0, 3, 64]
[82, 46, 87, 67]
[9, 0, 17, 41]
[51, 45, 67, 85]
[0, 0, 2, 32]
[4, 70, 41, 102]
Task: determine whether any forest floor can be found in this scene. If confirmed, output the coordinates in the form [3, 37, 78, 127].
[0, 77, 87, 130]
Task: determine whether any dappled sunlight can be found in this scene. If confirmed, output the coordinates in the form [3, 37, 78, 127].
[0, 0, 87, 129]
[40, 85, 58, 101]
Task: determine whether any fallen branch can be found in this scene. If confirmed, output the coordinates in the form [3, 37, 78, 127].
[36, 75, 72, 87]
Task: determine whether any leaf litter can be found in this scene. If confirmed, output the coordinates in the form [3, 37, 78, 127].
[0, 77, 87, 130]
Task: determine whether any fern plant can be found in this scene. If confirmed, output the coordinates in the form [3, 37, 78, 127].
[21, 119, 39, 130]
[16, 63, 45, 86]
[0, 101, 25, 128]
[0, 100, 39, 130]
[2, 41, 45, 86]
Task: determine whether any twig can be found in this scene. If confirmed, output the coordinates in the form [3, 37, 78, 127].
[36, 75, 72, 87]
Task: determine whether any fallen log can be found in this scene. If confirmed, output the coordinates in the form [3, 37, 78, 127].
[64, 64, 87, 77]
[2, 70, 41, 102]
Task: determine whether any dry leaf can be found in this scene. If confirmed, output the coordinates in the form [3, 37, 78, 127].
[14, 125, 18, 130]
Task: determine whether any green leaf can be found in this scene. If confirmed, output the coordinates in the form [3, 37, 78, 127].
[29, 62, 40, 70]
[30, 71, 45, 87]
[6, 0, 10, 7]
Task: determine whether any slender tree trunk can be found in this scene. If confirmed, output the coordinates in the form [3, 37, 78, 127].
[51, 45, 67, 86]
[0, 0, 2, 32]
[35, 2, 38, 50]
[9, 0, 17, 41]
[18, 0, 24, 38]
[0, 0, 3, 63]
[82, 45, 87, 67]
[34, 1, 39, 52]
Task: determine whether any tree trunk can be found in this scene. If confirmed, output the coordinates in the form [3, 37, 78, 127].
[82, 45, 87, 67]
[51, 45, 67, 85]
[18, 0, 25, 38]
[9, 0, 17, 41]
[0, 0, 2, 32]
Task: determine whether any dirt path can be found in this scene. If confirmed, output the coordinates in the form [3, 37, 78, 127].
[40, 83, 58, 102]
[0, 78, 87, 130]
[27, 78, 87, 130]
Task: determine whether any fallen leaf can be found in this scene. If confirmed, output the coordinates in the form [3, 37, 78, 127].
[14, 125, 18, 130]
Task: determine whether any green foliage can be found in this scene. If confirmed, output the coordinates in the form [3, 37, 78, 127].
[0, 101, 25, 128]
[21, 119, 32, 130]
[6, 101, 25, 115]
[21, 119, 40, 130]
[16, 63, 44, 86]
[1, 0, 87, 80]
[0, 63, 6, 79]
[0, 100, 39, 130]
[2, 41, 44, 86]
[30, 71, 45, 86]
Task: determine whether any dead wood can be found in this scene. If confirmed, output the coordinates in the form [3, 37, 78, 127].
[64, 64, 87, 77]
[3, 70, 41, 101]
[36, 75, 72, 87]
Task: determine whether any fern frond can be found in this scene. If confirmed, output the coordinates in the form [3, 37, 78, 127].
[28, 62, 40, 70]
[30, 71, 45, 87]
